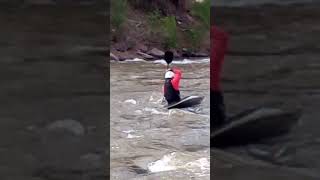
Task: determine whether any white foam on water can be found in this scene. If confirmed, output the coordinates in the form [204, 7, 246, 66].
[147, 152, 177, 172]
[147, 153, 210, 176]
[184, 158, 210, 174]
[130, 75, 142, 79]
[143, 107, 168, 115]
[124, 58, 146, 62]
[154, 58, 209, 65]
[127, 134, 141, 139]
[173, 58, 210, 64]
[124, 99, 137, 105]
[122, 130, 135, 134]
[149, 95, 164, 105]
[134, 110, 143, 114]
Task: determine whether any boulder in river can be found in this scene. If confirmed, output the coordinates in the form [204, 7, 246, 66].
[147, 48, 164, 58]
[191, 52, 209, 57]
[115, 42, 130, 52]
[137, 51, 155, 60]
[118, 53, 135, 61]
[136, 44, 148, 53]
[110, 52, 119, 61]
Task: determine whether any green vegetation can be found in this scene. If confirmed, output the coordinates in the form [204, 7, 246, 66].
[161, 16, 178, 49]
[148, 11, 177, 49]
[110, 0, 128, 31]
[147, 10, 162, 34]
[186, 28, 204, 51]
[111, 0, 210, 53]
[191, 0, 210, 29]
[186, 0, 210, 50]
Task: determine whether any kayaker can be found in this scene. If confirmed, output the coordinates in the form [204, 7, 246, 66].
[163, 51, 182, 105]
[211, 26, 229, 127]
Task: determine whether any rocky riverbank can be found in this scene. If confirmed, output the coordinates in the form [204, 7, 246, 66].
[110, 1, 210, 61]
[110, 47, 209, 61]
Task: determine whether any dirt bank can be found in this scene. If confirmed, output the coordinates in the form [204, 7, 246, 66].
[111, 2, 210, 61]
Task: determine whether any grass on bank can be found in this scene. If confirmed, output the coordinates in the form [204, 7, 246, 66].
[110, 0, 128, 39]
[111, 0, 210, 51]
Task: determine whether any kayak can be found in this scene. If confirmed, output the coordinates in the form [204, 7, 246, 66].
[166, 96, 204, 109]
[211, 106, 302, 147]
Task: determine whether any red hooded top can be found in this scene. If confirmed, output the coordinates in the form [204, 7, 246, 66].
[171, 67, 182, 90]
[211, 26, 229, 91]
[162, 67, 182, 93]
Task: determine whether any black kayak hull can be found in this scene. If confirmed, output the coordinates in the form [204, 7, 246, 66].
[166, 96, 204, 109]
[211, 107, 301, 147]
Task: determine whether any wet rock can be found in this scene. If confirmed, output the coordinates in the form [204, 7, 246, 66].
[172, 50, 181, 58]
[191, 52, 208, 57]
[46, 119, 85, 136]
[147, 48, 164, 58]
[110, 52, 119, 61]
[117, 52, 135, 61]
[181, 48, 192, 57]
[136, 51, 155, 60]
[115, 42, 129, 52]
[136, 44, 148, 53]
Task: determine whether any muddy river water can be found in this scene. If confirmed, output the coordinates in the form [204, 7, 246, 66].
[110, 59, 210, 179]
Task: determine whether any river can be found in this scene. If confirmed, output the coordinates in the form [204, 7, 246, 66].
[110, 58, 210, 179]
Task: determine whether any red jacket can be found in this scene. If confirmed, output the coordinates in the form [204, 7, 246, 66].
[211, 26, 229, 91]
[171, 67, 182, 90]
[163, 67, 182, 93]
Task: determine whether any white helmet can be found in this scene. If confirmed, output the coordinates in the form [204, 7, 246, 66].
[165, 71, 174, 79]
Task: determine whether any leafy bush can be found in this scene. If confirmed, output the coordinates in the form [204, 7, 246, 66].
[161, 16, 177, 49]
[148, 10, 162, 34]
[111, 0, 128, 30]
[147, 10, 178, 49]
[186, 0, 210, 50]
[191, 0, 210, 29]
[186, 28, 202, 50]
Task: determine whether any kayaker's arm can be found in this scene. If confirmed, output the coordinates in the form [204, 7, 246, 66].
[171, 67, 182, 91]
[211, 26, 229, 91]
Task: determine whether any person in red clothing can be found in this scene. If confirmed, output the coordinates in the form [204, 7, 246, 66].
[211, 26, 229, 127]
[163, 51, 182, 104]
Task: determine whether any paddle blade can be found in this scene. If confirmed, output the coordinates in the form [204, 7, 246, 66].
[164, 51, 174, 65]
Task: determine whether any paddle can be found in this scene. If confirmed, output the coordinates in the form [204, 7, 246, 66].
[164, 51, 174, 69]
[161, 51, 174, 104]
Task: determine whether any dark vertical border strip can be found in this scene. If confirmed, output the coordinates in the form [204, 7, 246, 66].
[106, 0, 111, 178]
